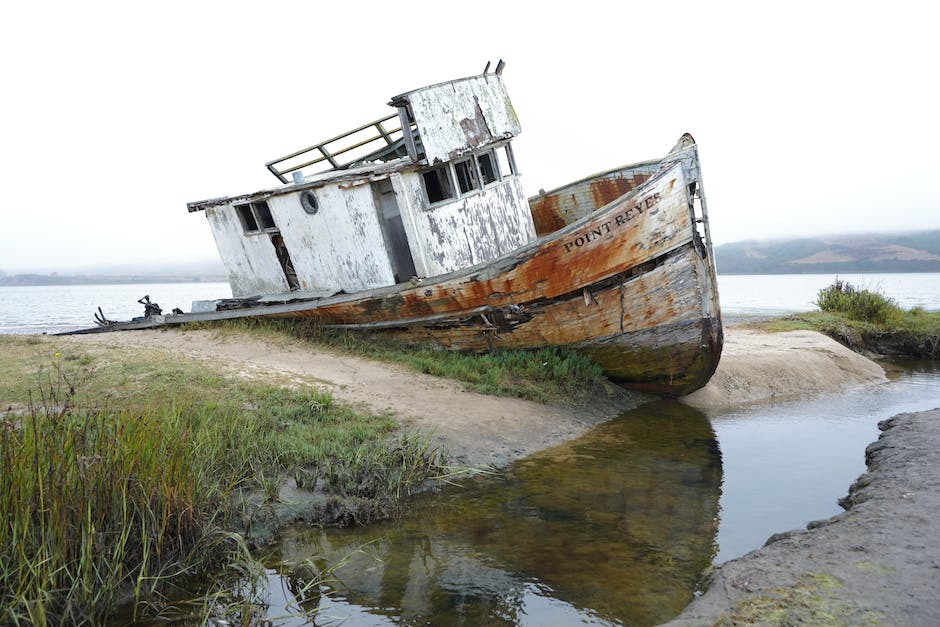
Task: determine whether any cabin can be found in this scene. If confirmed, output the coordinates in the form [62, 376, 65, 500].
[187, 69, 537, 299]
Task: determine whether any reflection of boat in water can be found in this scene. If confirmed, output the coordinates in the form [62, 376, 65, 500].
[68, 65, 722, 395]
[258, 402, 721, 625]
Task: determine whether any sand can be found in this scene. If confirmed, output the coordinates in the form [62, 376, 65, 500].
[64, 326, 887, 469]
[681, 329, 887, 412]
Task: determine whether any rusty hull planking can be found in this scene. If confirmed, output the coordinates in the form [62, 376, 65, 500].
[363, 246, 722, 394]
[529, 161, 663, 236]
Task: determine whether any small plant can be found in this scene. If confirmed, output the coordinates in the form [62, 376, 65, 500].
[815, 279, 901, 324]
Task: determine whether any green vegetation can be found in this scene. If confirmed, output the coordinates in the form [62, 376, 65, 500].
[815, 278, 901, 324]
[0, 336, 447, 625]
[182, 318, 609, 403]
[746, 280, 940, 359]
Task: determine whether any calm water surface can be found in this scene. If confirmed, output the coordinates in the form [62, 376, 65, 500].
[208, 366, 938, 626]
[250, 403, 723, 626]
[0, 273, 937, 335]
[0, 282, 231, 334]
[718, 272, 940, 319]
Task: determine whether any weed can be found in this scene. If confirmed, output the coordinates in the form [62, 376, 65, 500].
[182, 318, 608, 402]
[815, 278, 901, 324]
[745, 280, 940, 359]
[0, 339, 445, 623]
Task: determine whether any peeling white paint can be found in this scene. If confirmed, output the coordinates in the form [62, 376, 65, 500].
[267, 184, 395, 292]
[204, 206, 289, 297]
[404, 76, 520, 164]
[397, 174, 535, 277]
[199, 74, 536, 297]
[205, 181, 397, 297]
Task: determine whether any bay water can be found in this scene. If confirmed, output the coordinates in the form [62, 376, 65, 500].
[1, 273, 939, 335]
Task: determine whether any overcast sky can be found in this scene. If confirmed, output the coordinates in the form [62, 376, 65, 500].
[1, 1, 937, 273]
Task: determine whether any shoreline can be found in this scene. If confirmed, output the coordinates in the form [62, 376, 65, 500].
[62, 327, 648, 470]
[666, 408, 940, 625]
[681, 328, 886, 412]
[62, 325, 887, 469]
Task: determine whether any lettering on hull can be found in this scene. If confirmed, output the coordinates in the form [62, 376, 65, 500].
[563, 192, 663, 253]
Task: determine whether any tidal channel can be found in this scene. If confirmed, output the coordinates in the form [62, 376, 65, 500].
[206, 364, 940, 625]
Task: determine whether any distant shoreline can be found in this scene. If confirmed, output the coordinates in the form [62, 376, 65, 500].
[714, 268, 940, 275]
[0, 275, 228, 287]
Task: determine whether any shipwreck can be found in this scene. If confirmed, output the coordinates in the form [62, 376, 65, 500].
[75, 64, 723, 395]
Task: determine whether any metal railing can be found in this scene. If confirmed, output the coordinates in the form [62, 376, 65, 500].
[265, 113, 417, 183]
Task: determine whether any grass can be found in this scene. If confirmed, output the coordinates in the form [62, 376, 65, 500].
[0, 336, 448, 625]
[181, 318, 609, 403]
[741, 279, 940, 359]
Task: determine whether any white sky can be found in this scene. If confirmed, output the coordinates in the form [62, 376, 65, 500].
[1, 1, 937, 273]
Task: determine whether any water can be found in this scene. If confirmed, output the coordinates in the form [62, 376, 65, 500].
[240, 403, 724, 626]
[0, 273, 938, 335]
[718, 272, 940, 321]
[0, 282, 231, 334]
[214, 365, 938, 626]
[711, 362, 940, 562]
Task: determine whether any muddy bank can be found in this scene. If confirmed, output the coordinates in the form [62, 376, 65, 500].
[64, 327, 889, 468]
[65, 328, 646, 470]
[681, 329, 886, 412]
[666, 408, 940, 626]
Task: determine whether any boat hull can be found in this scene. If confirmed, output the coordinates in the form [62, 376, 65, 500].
[66, 141, 723, 396]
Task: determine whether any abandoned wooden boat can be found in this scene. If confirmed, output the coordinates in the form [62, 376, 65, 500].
[73, 66, 723, 395]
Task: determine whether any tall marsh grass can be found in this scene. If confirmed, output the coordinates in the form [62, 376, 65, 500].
[0, 364, 248, 624]
[0, 344, 446, 624]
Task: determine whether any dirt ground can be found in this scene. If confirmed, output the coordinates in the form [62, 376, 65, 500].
[64, 328, 642, 469]
[666, 409, 940, 626]
[681, 328, 887, 412]
[65, 326, 887, 469]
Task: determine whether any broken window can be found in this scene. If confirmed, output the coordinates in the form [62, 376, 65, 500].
[254, 201, 276, 229]
[235, 204, 259, 232]
[478, 150, 498, 185]
[496, 144, 517, 177]
[454, 158, 479, 195]
[235, 201, 278, 234]
[422, 165, 454, 204]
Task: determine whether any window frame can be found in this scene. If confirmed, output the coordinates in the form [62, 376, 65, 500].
[477, 149, 499, 186]
[453, 157, 480, 195]
[421, 164, 456, 206]
[419, 142, 519, 208]
[235, 200, 279, 235]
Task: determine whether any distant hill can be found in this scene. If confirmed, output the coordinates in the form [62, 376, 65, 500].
[0, 259, 227, 286]
[715, 230, 940, 274]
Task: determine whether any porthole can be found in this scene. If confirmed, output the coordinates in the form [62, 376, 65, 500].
[301, 190, 319, 215]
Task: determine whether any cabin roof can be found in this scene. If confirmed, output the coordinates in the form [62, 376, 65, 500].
[188, 68, 519, 213]
[187, 156, 414, 212]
